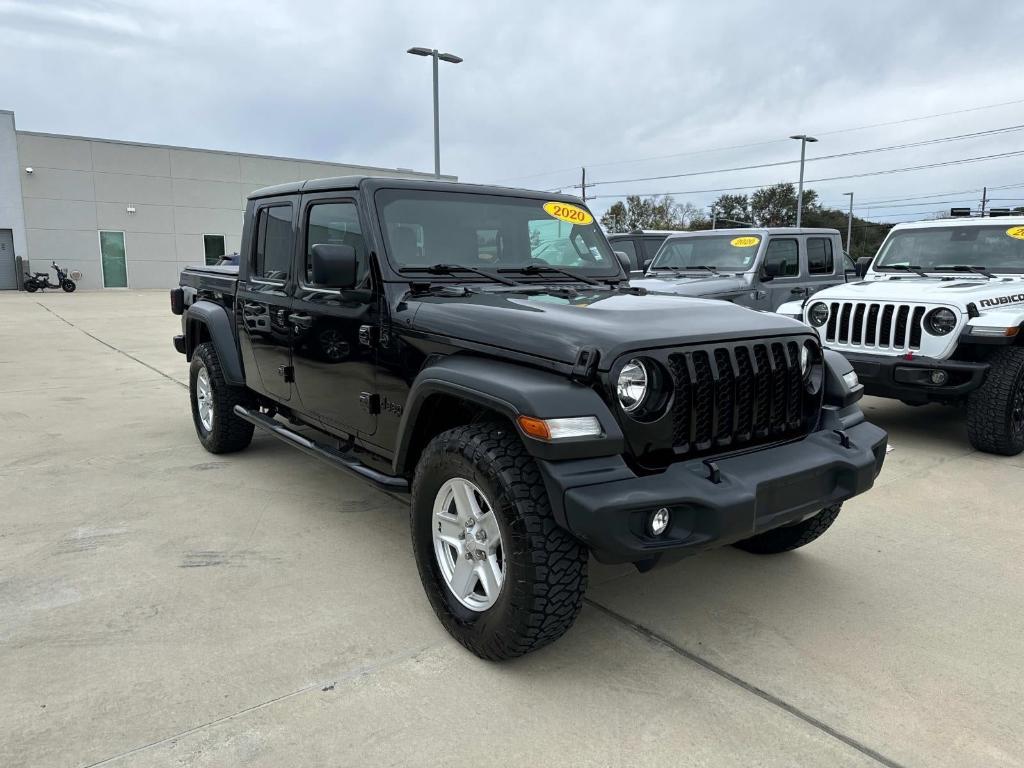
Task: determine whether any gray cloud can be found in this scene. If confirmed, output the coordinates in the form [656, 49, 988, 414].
[2, 0, 1023, 221]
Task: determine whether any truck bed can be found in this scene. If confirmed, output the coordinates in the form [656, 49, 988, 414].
[180, 264, 238, 296]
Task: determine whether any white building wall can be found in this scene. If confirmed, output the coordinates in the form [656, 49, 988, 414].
[0, 111, 28, 287]
[12, 123, 450, 289]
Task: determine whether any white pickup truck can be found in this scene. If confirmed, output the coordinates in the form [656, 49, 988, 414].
[778, 216, 1024, 455]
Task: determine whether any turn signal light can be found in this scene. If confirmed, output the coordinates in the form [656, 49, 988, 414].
[517, 415, 602, 441]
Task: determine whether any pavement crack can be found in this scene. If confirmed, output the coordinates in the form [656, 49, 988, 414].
[584, 597, 908, 768]
[34, 302, 186, 390]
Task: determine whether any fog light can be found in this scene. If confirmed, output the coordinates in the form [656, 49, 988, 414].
[650, 507, 671, 536]
[929, 369, 949, 385]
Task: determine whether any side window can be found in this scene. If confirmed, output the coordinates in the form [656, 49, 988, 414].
[643, 238, 664, 267]
[253, 205, 293, 281]
[763, 238, 799, 277]
[612, 239, 638, 270]
[305, 201, 368, 286]
[807, 237, 834, 275]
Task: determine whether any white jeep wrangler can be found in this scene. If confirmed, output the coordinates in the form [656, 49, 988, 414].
[778, 216, 1024, 455]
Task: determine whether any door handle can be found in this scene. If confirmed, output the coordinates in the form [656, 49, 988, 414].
[290, 314, 314, 329]
[790, 287, 807, 295]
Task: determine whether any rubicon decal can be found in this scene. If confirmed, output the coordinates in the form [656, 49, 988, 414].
[980, 293, 1024, 308]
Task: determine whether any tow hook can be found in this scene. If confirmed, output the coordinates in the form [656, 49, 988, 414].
[833, 429, 852, 449]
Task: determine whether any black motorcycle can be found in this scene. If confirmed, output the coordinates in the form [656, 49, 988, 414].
[24, 262, 77, 293]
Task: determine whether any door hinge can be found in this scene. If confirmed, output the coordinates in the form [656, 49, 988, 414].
[570, 347, 599, 384]
[360, 392, 380, 414]
[278, 365, 294, 383]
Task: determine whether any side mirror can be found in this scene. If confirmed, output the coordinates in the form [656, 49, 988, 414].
[762, 262, 780, 281]
[311, 243, 358, 289]
[855, 256, 873, 278]
[613, 250, 632, 273]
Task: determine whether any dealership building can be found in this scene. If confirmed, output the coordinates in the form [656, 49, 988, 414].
[0, 109, 449, 290]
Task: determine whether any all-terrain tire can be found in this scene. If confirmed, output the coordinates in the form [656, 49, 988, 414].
[189, 342, 255, 454]
[411, 423, 588, 660]
[966, 348, 1024, 456]
[733, 504, 842, 554]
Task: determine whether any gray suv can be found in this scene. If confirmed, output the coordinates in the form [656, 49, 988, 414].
[631, 228, 851, 310]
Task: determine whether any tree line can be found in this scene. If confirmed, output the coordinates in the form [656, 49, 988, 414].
[599, 183, 893, 258]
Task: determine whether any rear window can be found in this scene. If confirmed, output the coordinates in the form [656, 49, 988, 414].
[807, 237, 834, 274]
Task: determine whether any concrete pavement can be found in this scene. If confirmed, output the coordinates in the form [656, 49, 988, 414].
[1, 290, 1021, 767]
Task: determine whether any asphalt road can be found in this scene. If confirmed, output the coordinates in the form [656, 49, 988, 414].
[2, 290, 1021, 767]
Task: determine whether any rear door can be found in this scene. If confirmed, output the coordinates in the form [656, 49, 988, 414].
[289, 193, 378, 437]
[804, 235, 844, 297]
[236, 196, 297, 402]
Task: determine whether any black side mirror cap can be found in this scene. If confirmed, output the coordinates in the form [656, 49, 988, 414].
[613, 250, 632, 273]
[311, 243, 358, 289]
[855, 257, 873, 278]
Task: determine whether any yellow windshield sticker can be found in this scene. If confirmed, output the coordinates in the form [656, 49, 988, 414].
[543, 201, 593, 225]
[730, 236, 760, 247]
[1006, 226, 1024, 240]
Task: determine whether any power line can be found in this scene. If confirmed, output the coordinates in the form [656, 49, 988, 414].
[586, 148, 1024, 200]
[582, 124, 1024, 189]
[493, 95, 1024, 184]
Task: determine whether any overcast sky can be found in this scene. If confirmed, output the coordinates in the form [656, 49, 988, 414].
[3, 0, 1024, 224]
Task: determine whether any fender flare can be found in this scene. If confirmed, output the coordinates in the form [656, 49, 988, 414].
[184, 300, 245, 386]
[392, 355, 624, 474]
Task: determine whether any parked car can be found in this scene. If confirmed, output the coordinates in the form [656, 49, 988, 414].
[606, 230, 684, 276]
[632, 228, 850, 311]
[778, 216, 1024, 455]
[171, 177, 886, 659]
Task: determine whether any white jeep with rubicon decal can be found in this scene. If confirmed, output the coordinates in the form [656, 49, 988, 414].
[778, 216, 1024, 455]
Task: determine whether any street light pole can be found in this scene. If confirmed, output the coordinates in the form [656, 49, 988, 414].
[407, 47, 463, 177]
[843, 192, 854, 254]
[789, 134, 818, 228]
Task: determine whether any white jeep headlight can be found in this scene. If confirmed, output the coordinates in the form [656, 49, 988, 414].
[617, 359, 649, 413]
[808, 302, 830, 327]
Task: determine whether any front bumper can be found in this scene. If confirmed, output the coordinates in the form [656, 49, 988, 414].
[539, 420, 887, 565]
[842, 351, 988, 403]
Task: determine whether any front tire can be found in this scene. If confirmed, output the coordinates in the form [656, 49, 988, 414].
[967, 348, 1024, 456]
[61, 280, 76, 293]
[411, 423, 588, 660]
[733, 504, 841, 554]
[189, 342, 255, 454]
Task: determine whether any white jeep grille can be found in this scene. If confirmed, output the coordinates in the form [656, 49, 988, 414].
[816, 301, 934, 352]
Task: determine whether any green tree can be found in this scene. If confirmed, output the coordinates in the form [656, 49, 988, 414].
[710, 193, 751, 226]
[600, 195, 698, 232]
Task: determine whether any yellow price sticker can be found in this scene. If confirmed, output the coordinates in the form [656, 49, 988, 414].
[543, 201, 594, 226]
[730, 236, 760, 248]
[1006, 226, 1024, 240]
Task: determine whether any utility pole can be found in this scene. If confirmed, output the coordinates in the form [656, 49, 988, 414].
[843, 192, 854, 254]
[981, 186, 988, 216]
[790, 134, 818, 228]
[581, 167, 587, 202]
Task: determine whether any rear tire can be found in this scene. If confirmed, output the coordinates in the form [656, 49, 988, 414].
[189, 342, 255, 454]
[967, 348, 1024, 456]
[411, 423, 588, 660]
[733, 504, 841, 554]
[24, 282, 37, 293]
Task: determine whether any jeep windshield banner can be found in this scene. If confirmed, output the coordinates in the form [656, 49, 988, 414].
[376, 190, 619, 276]
[875, 225, 1024, 274]
[650, 234, 761, 272]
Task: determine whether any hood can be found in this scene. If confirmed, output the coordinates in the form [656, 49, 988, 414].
[810, 275, 1024, 311]
[631, 273, 750, 300]
[406, 287, 808, 369]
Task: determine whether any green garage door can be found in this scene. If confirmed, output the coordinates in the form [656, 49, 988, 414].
[100, 231, 127, 288]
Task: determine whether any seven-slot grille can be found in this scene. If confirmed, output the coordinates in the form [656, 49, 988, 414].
[665, 338, 813, 457]
[819, 301, 929, 351]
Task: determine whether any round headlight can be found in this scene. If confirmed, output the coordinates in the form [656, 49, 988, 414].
[617, 359, 649, 413]
[926, 308, 957, 336]
[808, 302, 830, 327]
[800, 344, 811, 377]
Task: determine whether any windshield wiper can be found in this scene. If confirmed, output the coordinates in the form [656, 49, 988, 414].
[498, 264, 600, 286]
[880, 264, 930, 277]
[934, 264, 998, 279]
[399, 264, 519, 286]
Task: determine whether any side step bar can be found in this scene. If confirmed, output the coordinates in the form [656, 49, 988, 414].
[233, 406, 409, 492]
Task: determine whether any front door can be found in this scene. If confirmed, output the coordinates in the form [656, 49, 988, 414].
[0, 229, 16, 290]
[237, 199, 296, 402]
[99, 231, 128, 288]
[761, 236, 805, 310]
[290, 196, 378, 437]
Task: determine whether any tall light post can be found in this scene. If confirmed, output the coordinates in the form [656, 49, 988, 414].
[842, 192, 854, 254]
[407, 47, 463, 177]
[789, 134, 818, 228]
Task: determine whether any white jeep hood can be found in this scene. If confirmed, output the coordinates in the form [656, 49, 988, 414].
[813, 275, 1024, 310]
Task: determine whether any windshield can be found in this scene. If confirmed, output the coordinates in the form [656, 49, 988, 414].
[874, 225, 1024, 274]
[376, 190, 619, 276]
[649, 234, 761, 272]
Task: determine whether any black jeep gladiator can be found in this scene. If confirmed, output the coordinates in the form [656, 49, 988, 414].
[171, 176, 887, 660]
